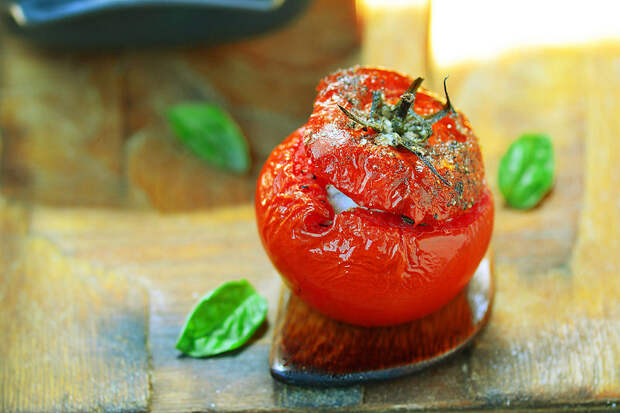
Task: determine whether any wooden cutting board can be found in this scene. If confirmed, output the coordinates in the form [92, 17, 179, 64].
[2, 45, 620, 409]
[2, 2, 620, 410]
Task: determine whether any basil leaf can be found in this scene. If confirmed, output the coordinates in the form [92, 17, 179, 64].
[175, 279, 267, 358]
[167, 103, 251, 173]
[498, 133, 554, 209]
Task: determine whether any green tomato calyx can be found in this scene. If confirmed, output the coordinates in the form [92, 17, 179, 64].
[338, 76, 455, 187]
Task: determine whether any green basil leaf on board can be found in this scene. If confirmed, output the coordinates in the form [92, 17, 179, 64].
[176, 280, 267, 358]
[498, 133, 554, 209]
[167, 103, 251, 173]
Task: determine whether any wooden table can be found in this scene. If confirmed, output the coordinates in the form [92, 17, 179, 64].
[2, 1, 620, 411]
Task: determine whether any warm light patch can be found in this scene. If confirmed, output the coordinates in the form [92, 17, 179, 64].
[431, 0, 620, 67]
[358, 0, 427, 10]
[356, 0, 429, 75]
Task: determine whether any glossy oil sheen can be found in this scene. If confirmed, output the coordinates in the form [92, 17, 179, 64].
[305, 67, 485, 224]
[270, 255, 493, 386]
[255, 67, 494, 327]
[256, 129, 493, 326]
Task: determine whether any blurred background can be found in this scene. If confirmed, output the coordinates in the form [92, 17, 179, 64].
[0, 0, 359, 211]
[0, 0, 618, 213]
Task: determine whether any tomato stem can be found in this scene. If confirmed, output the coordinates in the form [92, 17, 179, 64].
[425, 77, 456, 124]
[337, 76, 456, 188]
[395, 77, 423, 119]
[410, 149, 451, 187]
[369, 91, 383, 120]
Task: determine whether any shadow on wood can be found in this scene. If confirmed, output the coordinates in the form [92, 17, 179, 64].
[270, 255, 493, 386]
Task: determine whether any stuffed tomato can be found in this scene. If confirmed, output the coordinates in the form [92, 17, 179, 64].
[256, 67, 493, 327]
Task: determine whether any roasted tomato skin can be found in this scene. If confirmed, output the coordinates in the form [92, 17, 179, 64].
[304, 67, 485, 225]
[256, 128, 494, 327]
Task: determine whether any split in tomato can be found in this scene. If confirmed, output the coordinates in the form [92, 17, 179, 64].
[256, 67, 493, 327]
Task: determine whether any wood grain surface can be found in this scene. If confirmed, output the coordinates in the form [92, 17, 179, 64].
[0, 0, 360, 211]
[1, 0, 620, 411]
[0, 201, 150, 413]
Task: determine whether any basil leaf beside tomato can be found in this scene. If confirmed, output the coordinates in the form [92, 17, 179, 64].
[498, 133, 554, 209]
[175, 280, 267, 358]
[167, 103, 251, 173]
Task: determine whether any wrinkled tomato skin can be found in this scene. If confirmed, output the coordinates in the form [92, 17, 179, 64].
[304, 67, 485, 225]
[256, 128, 494, 327]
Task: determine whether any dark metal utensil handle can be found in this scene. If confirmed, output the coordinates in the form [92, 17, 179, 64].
[7, 0, 284, 27]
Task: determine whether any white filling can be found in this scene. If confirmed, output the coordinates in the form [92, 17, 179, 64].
[325, 185, 408, 222]
[325, 185, 359, 214]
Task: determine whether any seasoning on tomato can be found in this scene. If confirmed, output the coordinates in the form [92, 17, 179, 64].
[255, 67, 494, 327]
